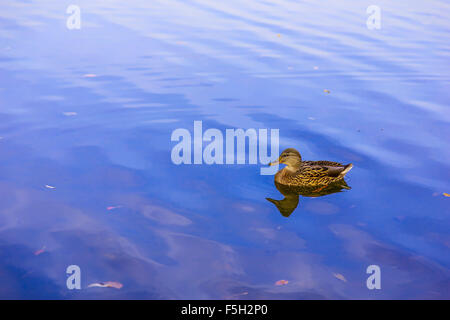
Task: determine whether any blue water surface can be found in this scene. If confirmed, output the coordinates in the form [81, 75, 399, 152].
[0, 0, 449, 299]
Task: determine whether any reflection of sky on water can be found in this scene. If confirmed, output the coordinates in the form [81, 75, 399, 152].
[0, 0, 449, 299]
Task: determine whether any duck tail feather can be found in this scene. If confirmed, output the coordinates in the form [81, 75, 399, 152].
[339, 163, 353, 177]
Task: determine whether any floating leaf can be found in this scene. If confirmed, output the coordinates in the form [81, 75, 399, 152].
[443, 193, 450, 197]
[333, 273, 347, 282]
[88, 281, 123, 289]
[234, 292, 248, 297]
[83, 74, 97, 78]
[107, 205, 122, 211]
[324, 89, 331, 94]
[276, 33, 281, 37]
[226, 291, 249, 299]
[275, 280, 289, 286]
[45, 185, 56, 189]
[34, 246, 46, 256]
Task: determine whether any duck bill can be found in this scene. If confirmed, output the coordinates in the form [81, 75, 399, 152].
[269, 158, 281, 166]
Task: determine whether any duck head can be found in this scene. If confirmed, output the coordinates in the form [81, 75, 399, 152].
[269, 148, 302, 170]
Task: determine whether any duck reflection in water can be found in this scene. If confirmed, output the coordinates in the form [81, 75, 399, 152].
[266, 148, 353, 217]
[266, 181, 351, 217]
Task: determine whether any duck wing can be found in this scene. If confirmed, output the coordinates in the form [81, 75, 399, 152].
[302, 161, 353, 178]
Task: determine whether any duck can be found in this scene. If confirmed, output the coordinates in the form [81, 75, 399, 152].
[269, 148, 353, 187]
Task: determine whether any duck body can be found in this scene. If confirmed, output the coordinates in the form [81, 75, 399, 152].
[270, 148, 353, 187]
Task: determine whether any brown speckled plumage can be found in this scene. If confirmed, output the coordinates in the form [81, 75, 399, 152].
[270, 148, 353, 187]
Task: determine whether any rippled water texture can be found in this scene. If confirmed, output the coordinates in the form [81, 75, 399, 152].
[0, 0, 449, 299]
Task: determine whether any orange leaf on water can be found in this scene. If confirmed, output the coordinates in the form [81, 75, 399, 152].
[333, 273, 347, 282]
[34, 246, 46, 256]
[443, 193, 450, 197]
[275, 280, 289, 286]
[107, 205, 122, 211]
